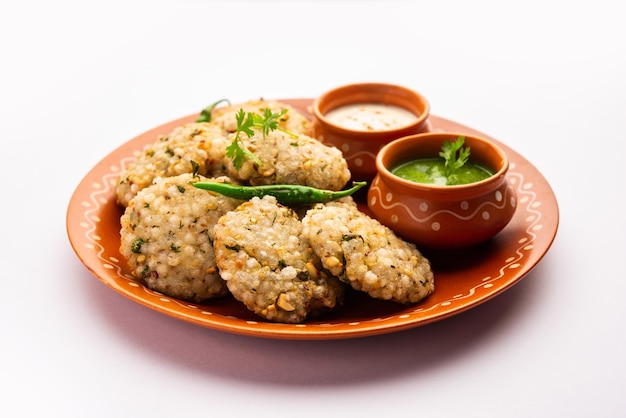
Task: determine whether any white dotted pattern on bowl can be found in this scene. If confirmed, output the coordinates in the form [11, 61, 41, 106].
[368, 180, 517, 227]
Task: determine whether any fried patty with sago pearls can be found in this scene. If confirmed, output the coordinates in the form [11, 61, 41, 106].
[119, 173, 244, 302]
[115, 122, 230, 207]
[213, 195, 346, 323]
[224, 129, 351, 191]
[115, 100, 313, 207]
[210, 99, 312, 135]
[302, 201, 435, 304]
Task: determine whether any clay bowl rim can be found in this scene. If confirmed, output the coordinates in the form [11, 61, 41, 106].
[375, 131, 510, 196]
[311, 82, 431, 138]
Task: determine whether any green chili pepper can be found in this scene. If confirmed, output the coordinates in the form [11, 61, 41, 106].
[192, 181, 367, 205]
[196, 99, 230, 123]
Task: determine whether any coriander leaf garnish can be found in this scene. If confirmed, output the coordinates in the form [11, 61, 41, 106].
[196, 98, 230, 123]
[253, 108, 286, 138]
[235, 108, 256, 138]
[439, 136, 470, 181]
[225, 107, 299, 169]
[252, 108, 298, 139]
[226, 109, 263, 170]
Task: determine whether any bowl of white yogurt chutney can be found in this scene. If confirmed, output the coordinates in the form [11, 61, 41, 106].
[311, 82, 431, 182]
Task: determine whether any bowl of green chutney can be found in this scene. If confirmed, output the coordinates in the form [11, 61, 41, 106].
[367, 131, 517, 250]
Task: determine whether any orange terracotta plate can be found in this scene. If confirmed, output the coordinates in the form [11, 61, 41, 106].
[66, 98, 559, 340]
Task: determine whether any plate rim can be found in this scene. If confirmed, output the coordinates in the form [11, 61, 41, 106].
[66, 98, 559, 340]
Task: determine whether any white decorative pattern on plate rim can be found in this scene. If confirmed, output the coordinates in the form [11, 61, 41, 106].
[67, 103, 558, 339]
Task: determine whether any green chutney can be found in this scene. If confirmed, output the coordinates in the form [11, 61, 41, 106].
[391, 158, 494, 186]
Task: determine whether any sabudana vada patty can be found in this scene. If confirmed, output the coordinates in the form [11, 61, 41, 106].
[115, 100, 313, 208]
[302, 201, 435, 304]
[210, 99, 311, 136]
[119, 173, 244, 302]
[213, 195, 345, 323]
[115, 122, 229, 207]
[225, 129, 351, 191]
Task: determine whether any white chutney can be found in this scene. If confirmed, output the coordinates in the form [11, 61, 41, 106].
[324, 103, 418, 131]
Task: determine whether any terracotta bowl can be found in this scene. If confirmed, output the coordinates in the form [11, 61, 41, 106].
[367, 132, 517, 250]
[311, 82, 430, 182]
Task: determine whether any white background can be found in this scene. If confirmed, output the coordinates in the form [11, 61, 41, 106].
[2, 0, 625, 417]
